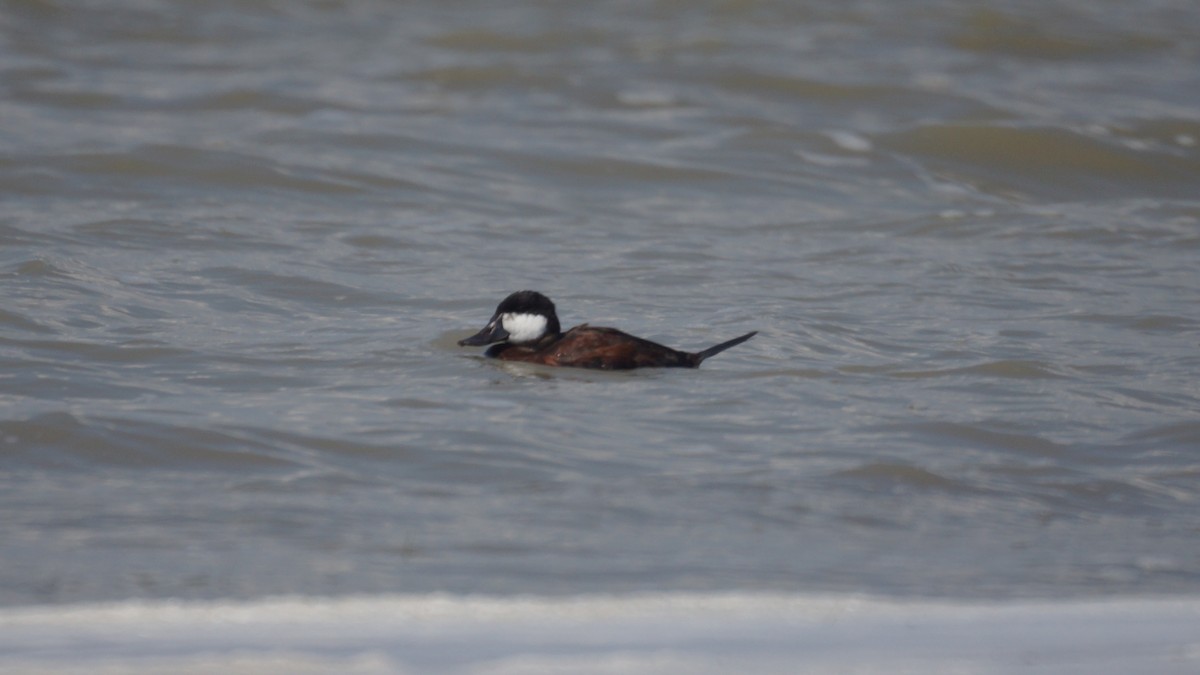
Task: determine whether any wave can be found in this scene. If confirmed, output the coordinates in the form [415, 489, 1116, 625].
[1, 592, 1196, 674]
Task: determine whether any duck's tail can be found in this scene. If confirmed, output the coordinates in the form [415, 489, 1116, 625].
[691, 331, 757, 366]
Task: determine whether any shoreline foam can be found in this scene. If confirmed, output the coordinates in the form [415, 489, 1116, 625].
[2, 592, 1197, 674]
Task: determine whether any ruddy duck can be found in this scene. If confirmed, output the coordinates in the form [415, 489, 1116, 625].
[458, 290, 756, 370]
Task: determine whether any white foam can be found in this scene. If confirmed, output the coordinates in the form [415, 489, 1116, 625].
[826, 130, 873, 153]
[1, 593, 1197, 674]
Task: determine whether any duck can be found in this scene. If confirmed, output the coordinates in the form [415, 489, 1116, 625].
[458, 290, 756, 370]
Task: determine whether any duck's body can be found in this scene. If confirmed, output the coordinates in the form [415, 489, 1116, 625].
[458, 291, 756, 370]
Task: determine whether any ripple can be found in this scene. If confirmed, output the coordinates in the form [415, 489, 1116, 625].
[0, 308, 53, 335]
[198, 266, 390, 308]
[0, 413, 297, 472]
[876, 422, 1069, 459]
[880, 124, 1200, 199]
[950, 7, 1172, 59]
[27, 146, 372, 199]
[832, 462, 978, 494]
[887, 360, 1068, 380]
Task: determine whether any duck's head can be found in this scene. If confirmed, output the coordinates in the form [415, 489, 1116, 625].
[458, 290, 562, 346]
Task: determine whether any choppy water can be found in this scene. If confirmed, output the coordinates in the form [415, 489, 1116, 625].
[2, 0, 1199, 606]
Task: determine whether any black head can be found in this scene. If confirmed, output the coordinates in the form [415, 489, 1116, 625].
[458, 290, 562, 346]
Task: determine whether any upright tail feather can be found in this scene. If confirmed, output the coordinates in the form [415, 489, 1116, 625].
[691, 331, 757, 366]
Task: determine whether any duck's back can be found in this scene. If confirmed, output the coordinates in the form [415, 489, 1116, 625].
[496, 325, 694, 369]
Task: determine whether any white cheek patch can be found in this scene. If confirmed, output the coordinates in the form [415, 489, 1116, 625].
[501, 312, 547, 344]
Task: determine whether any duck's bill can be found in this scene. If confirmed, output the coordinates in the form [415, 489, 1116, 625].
[458, 317, 508, 346]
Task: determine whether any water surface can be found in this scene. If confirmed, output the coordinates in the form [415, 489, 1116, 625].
[2, 0, 1199, 606]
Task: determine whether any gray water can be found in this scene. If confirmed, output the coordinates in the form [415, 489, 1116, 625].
[2, 0, 1199, 607]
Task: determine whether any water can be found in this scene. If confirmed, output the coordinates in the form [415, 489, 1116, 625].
[2, 0, 1200, 611]
[3, 594, 1198, 674]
